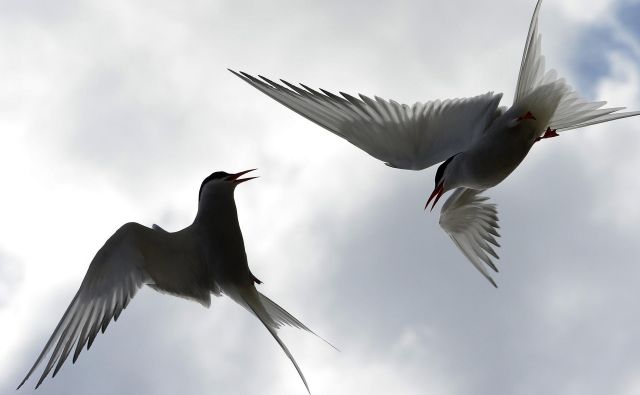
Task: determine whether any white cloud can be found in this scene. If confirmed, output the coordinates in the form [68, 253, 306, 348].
[0, 251, 22, 308]
[555, 0, 618, 23]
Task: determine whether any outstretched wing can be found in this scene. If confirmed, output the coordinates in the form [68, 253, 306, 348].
[439, 188, 501, 287]
[515, 0, 640, 131]
[231, 70, 503, 170]
[18, 223, 151, 389]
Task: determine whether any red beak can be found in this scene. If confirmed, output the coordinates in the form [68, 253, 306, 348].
[226, 168, 258, 184]
[425, 182, 445, 211]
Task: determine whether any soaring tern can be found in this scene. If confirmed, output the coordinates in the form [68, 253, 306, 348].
[230, 0, 640, 287]
[18, 169, 326, 392]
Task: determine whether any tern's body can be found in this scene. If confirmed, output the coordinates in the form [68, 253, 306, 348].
[448, 129, 533, 191]
[446, 92, 555, 191]
[231, 0, 640, 286]
[195, 184, 257, 291]
[445, 81, 563, 192]
[18, 169, 322, 393]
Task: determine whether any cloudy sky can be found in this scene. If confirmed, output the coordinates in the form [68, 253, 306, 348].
[1, 0, 640, 394]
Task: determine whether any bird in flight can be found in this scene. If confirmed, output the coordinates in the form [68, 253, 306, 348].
[18, 169, 328, 393]
[230, 0, 640, 287]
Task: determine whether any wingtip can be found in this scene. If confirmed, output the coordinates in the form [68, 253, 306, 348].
[35, 376, 45, 390]
[327, 340, 340, 353]
[239, 71, 256, 80]
[16, 370, 34, 390]
[484, 272, 498, 288]
[228, 69, 244, 79]
[16, 380, 26, 391]
[315, 333, 340, 352]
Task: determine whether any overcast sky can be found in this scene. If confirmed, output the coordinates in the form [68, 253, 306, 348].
[1, 0, 640, 394]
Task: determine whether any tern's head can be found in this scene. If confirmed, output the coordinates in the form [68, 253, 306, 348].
[198, 169, 257, 201]
[425, 154, 459, 211]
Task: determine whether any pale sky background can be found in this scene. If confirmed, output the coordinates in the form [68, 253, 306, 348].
[1, 0, 640, 394]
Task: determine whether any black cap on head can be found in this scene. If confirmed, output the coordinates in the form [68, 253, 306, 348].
[435, 154, 457, 186]
[198, 171, 230, 200]
[198, 169, 257, 201]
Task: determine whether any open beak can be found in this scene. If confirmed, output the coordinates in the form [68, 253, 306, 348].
[226, 168, 258, 184]
[425, 182, 444, 211]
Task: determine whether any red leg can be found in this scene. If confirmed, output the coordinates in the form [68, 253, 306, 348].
[535, 127, 559, 142]
[518, 111, 536, 121]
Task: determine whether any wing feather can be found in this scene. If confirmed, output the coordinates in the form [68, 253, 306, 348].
[231, 69, 503, 170]
[439, 188, 502, 287]
[18, 223, 150, 389]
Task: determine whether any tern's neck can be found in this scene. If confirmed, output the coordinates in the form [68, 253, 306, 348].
[195, 190, 238, 225]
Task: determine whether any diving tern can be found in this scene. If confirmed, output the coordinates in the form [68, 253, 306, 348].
[18, 169, 327, 392]
[230, 0, 640, 287]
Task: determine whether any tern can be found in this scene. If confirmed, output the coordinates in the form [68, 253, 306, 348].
[230, 0, 640, 287]
[18, 169, 327, 392]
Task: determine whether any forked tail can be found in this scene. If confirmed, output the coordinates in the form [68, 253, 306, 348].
[227, 286, 335, 394]
[515, 0, 640, 131]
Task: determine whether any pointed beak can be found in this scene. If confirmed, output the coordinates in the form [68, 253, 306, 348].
[425, 182, 445, 211]
[226, 168, 258, 184]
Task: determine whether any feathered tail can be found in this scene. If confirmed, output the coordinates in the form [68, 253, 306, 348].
[515, 0, 640, 131]
[225, 286, 334, 394]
